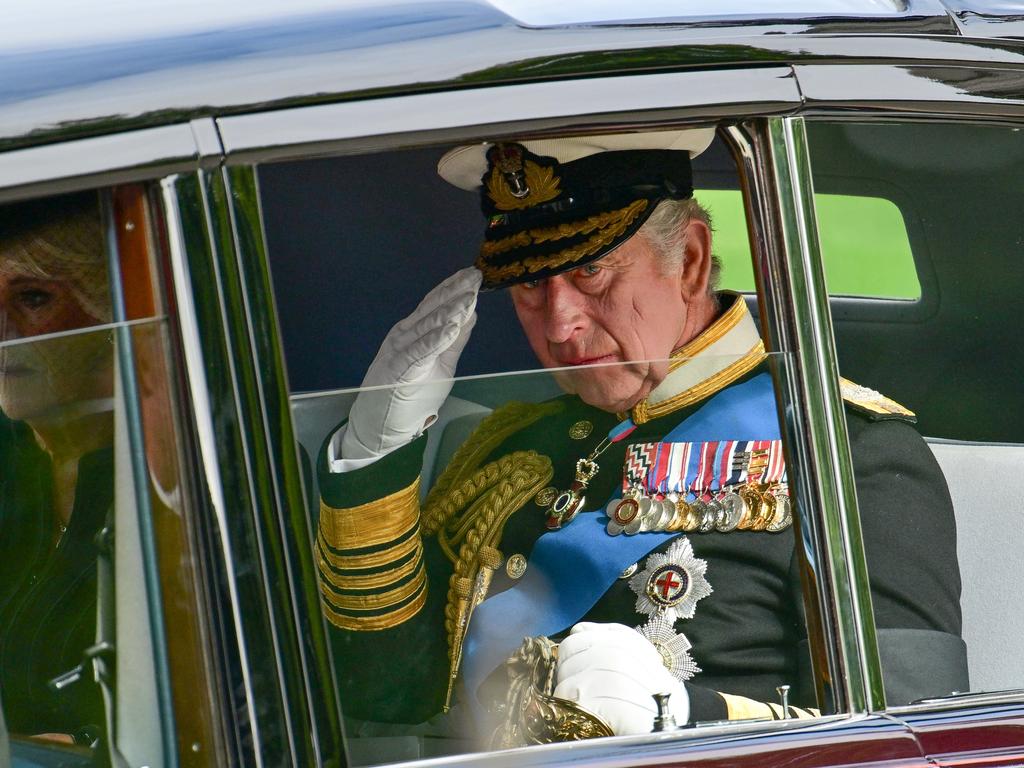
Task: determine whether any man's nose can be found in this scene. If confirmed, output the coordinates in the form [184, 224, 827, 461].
[543, 276, 586, 344]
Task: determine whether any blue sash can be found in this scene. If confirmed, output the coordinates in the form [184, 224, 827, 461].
[461, 373, 780, 710]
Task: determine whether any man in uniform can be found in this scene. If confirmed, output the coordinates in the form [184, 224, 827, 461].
[315, 129, 966, 743]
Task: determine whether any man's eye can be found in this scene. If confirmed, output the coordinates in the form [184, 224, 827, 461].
[521, 279, 540, 289]
[18, 289, 53, 309]
[580, 264, 601, 277]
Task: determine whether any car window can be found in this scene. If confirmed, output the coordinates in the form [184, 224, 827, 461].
[259, 122, 965, 764]
[807, 119, 1024, 706]
[699, 189, 919, 299]
[0, 186, 219, 766]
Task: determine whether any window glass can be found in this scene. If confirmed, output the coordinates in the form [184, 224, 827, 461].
[698, 189, 919, 298]
[300, 356, 816, 764]
[807, 120, 1024, 706]
[0, 188, 217, 766]
[0, 192, 121, 759]
[260, 123, 971, 762]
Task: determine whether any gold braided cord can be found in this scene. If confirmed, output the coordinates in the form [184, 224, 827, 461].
[476, 199, 648, 284]
[667, 295, 747, 373]
[631, 341, 767, 424]
[426, 459, 513, 562]
[318, 478, 421, 550]
[321, 581, 427, 632]
[320, 558, 426, 613]
[436, 451, 552, 568]
[422, 401, 561, 533]
[316, 528, 420, 571]
[481, 202, 649, 259]
[436, 452, 553, 700]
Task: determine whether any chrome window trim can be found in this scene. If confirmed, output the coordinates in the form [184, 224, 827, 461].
[188, 166, 301, 766]
[723, 118, 883, 716]
[893, 691, 1024, 716]
[794, 63, 1024, 117]
[772, 116, 884, 714]
[364, 712, 901, 768]
[217, 67, 802, 164]
[162, 175, 266, 765]
[0, 122, 217, 203]
[219, 164, 344, 765]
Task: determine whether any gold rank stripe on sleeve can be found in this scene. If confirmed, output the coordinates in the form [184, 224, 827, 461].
[320, 574, 427, 632]
[318, 477, 421, 549]
[720, 692, 820, 721]
[316, 478, 428, 631]
[317, 542, 427, 631]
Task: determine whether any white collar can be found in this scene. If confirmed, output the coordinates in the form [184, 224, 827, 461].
[628, 293, 766, 424]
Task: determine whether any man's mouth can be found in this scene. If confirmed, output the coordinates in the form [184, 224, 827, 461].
[559, 354, 618, 367]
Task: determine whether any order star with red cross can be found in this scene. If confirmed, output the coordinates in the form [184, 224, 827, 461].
[647, 564, 690, 607]
[628, 536, 712, 624]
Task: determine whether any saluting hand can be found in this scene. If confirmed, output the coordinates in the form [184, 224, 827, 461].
[341, 267, 482, 462]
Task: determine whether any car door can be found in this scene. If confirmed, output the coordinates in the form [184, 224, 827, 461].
[218, 52, 949, 764]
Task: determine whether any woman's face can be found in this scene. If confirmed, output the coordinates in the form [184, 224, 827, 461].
[0, 263, 112, 423]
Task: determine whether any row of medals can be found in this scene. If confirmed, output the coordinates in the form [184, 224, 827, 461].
[606, 481, 792, 536]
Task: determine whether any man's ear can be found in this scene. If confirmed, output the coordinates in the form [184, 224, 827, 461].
[678, 218, 713, 300]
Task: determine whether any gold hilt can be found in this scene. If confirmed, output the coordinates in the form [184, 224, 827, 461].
[444, 548, 503, 711]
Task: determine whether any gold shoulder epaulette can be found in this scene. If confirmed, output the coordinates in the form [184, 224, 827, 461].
[839, 377, 916, 423]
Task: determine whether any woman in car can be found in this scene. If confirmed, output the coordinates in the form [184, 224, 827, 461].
[0, 191, 114, 745]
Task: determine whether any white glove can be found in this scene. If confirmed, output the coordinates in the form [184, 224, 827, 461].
[340, 267, 482, 463]
[553, 622, 689, 736]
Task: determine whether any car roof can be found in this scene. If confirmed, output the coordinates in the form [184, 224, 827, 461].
[1, 0, 1023, 152]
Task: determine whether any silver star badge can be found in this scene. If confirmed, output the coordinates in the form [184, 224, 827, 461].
[628, 536, 712, 624]
[637, 615, 700, 682]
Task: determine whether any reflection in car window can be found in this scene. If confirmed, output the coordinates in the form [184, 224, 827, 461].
[811, 120, 1024, 705]
[265, 126, 964, 763]
[0, 188, 213, 767]
[0, 192, 114, 751]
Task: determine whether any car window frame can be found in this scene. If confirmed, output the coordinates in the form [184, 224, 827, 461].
[217, 67, 880, 757]
[798, 111, 1024, 719]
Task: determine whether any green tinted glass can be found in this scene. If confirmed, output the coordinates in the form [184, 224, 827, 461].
[696, 189, 921, 299]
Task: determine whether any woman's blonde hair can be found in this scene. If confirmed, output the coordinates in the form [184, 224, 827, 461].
[0, 191, 111, 323]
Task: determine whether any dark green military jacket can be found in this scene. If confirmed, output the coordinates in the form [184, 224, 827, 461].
[316, 300, 965, 728]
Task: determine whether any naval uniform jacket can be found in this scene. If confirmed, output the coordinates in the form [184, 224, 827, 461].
[0, 414, 108, 739]
[316, 296, 965, 726]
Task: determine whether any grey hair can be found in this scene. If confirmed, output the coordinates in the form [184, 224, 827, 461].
[0, 192, 111, 323]
[636, 197, 722, 296]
